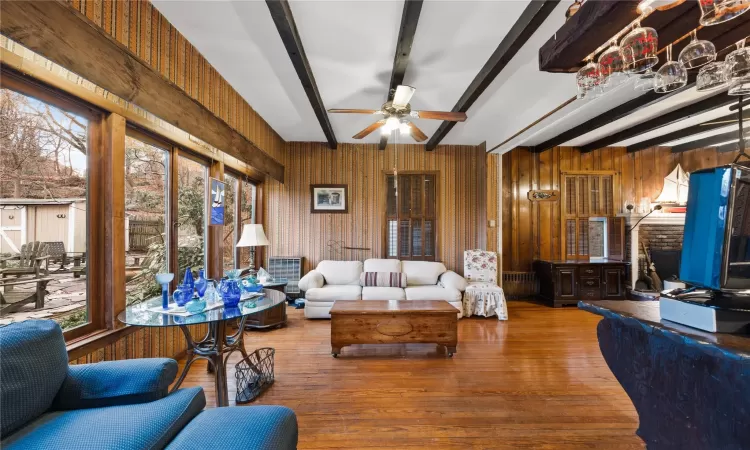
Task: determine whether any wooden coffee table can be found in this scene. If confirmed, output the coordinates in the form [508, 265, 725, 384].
[330, 300, 459, 357]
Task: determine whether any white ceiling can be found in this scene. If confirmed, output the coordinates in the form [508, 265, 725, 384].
[153, 0, 741, 154]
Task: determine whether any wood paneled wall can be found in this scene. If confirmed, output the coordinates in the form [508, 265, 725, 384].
[69, 324, 207, 364]
[499, 146, 740, 272]
[66, 0, 286, 162]
[264, 142, 487, 275]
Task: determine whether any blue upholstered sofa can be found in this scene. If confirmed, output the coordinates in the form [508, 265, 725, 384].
[0, 320, 298, 449]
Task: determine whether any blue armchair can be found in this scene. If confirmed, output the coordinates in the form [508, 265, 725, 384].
[0, 320, 298, 450]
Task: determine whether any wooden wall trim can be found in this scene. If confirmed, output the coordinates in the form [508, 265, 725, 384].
[208, 161, 225, 280]
[0, 0, 285, 182]
[103, 113, 127, 328]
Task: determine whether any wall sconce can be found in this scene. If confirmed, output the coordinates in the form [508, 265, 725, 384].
[57, 214, 67, 219]
[7, 215, 14, 220]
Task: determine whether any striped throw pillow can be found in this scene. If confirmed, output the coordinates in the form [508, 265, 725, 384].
[360, 272, 407, 288]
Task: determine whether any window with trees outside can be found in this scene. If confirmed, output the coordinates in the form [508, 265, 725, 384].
[123, 134, 169, 305]
[177, 155, 207, 282]
[238, 180, 257, 269]
[0, 87, 91, 331]
[223, 173, 238, 273]
[385, 173, 437, 261]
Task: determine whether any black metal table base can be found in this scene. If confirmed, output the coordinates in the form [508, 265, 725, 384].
[171, 316, 250, 407]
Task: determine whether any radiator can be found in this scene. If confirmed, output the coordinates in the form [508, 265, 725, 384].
[502, 271, 539, 299]
[267, 257, 303, 298]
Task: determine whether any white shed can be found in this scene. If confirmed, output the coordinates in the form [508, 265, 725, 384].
[0, 198, 87, 254]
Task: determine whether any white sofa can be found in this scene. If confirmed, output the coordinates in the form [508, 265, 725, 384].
[298, 259, 467, 319]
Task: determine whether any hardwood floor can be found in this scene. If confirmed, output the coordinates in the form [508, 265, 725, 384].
[180, 301, 644, 449]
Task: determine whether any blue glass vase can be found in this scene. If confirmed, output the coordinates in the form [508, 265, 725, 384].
[220, 278, 242, 308]
[186, 297, 206, 314]
[173, 284, 192, 307]
[182, 268, 195, 290]
[195, 269, 208, 297]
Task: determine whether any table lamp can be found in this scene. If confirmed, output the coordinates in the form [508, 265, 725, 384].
[236, 224, 269, 278]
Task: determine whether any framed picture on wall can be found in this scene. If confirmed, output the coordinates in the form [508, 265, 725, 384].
[310, 184, 348, 214]
[209, 177, 226, 225]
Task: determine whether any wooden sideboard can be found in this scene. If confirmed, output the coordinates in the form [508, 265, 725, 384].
[533, 259, 629, 307]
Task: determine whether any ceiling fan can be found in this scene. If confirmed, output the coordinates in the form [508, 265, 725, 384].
[328, 85, 467, 146]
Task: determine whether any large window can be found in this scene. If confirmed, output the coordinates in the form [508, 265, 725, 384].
[0, 87, 91, 331]
[177, 155, 207, 281]
[385, 173, 437, 261]
[123, 134, 169, 305]
[238, 180, 257, 269]
[223, 173, 238, 273]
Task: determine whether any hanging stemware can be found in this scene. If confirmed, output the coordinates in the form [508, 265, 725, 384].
[621, 21, 659, 73]
[598, 40, 628, 87]
[698, 0, 750, 26]
[678, 30, 717, 69]
[635, 67, 657, 92]
[576, 58, 604, 99]
[697, 61, 731, 91]
[726, 39, 750, 95]
[654, 44, 688, 93]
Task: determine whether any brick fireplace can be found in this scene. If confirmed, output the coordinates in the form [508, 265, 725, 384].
[622, 213, 685, 288]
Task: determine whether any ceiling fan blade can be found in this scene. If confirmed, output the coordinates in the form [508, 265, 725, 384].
[352, 120, 386, 139]
[407, 122, 428, 142]
[328, 109, 381, 114]
[392, 85, 416, 107]
[379, 133, 388, 151]
[415, 110, 467, 122]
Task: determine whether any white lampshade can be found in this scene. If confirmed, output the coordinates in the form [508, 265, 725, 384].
[236, 224, 269, 247]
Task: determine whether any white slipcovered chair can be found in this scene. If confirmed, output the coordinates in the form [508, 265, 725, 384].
[462, 250, 508, 320]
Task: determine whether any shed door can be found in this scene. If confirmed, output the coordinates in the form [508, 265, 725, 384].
[0, 207, 25, 253]
[35, 205, 69, 247]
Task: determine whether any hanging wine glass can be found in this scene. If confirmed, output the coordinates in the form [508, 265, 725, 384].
[698, 0, 750, 26]
[621, 22, 659, 73]
[726, 39, 750, 96]
[697, 61, 730, 91]
[678, 30, 717, 69]
[576, 59, 603, 99]
[598, 40, 628, 87]
[654, 44, 688, 93]
[634, 67, 656, 92]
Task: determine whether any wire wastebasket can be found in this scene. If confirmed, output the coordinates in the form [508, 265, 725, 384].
[234, 347, 275, 404]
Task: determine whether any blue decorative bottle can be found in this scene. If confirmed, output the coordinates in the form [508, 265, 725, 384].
[194, 269, 208, 297]
[183, 267, 195, 290]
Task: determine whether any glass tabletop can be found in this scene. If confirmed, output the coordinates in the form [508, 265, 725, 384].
[117, 288, 286, 327]
[240, 276, 288, 288]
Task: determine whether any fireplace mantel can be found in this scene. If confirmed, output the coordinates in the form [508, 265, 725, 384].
[618, 213, 686, 287]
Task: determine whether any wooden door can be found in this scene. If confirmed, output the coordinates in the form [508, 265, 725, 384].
[602, 267, 625, 299]
[0, 207, 24, 253]
[555, 267, 578, 299]
[35, 204, 69, 245]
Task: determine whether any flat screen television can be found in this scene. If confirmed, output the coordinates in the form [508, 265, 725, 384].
[680, 164, 750, 294]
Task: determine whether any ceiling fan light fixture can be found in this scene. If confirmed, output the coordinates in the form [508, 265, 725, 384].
[399, 122, 411, 135]
[382, 116, 400, 133]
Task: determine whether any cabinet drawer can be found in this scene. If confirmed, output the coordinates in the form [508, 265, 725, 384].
[580, 266, 600, 277]
[580, 288, 600, 299]
[580, 277, 600, 288]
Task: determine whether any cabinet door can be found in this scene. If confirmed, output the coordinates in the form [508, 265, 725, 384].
[555, 267, 578, 299]
[602, 267, 625, 299]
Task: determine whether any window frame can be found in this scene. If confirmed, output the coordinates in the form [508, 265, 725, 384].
[383, 170, 439, 262]
[0, 67, 266, 345]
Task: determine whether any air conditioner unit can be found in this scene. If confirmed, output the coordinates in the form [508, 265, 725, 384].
[267, 257, 303, 298]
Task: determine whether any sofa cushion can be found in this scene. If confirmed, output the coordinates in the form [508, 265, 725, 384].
[363, 259, 401, 273]
[305, 285, 362, 302]
[167, 406, 298, 450]
[316, 261, 363, 286]
[404, 286, 462, 302]
[0, 320, 68, 438]
[360, 272, 406, 288]
[362, 287, 406, 301]
[1, 387, 205, 450]
[401, 261, 447, 286]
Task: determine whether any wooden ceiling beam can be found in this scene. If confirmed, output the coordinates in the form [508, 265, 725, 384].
[425, 0, 560, 151]
[387, 0, 423, 100]
[579, 92, 737, 153]
[671, 130, 742, 153]
[0, 0, 285, 182]
[266, 0, 337, 149]
[626, 112, 749, 153]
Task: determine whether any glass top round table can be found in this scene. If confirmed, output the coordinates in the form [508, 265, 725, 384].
[117, 288, 287, 327]
[118, 288, 286, 407]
